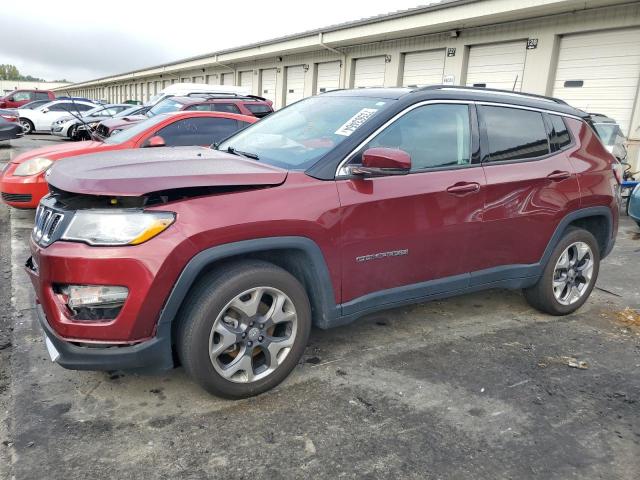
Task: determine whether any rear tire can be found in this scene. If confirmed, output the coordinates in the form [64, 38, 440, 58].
[19, 119, 33, 135]
[524, 228, 600, 316]
[176, 260, 311, 399]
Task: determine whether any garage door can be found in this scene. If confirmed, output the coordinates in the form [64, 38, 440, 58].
[354, 56, 386, 88]
[553, 28, 640, 136]
[466, 41, 526, 91]
[316, 61, 341, 93]
[286, 65, 306, 105]
[261, 69, 277, 103]
[402, 50, 446, 87]
[221, 73, 234, 85]
[192, 76, 204, 84]
[240, 71, 254, 92]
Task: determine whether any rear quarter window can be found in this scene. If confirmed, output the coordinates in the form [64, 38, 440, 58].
[549, 115, 572, 151]
[245, 104, 273, 118]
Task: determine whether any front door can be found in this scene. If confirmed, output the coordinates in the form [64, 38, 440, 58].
[336, 102, 485, 309]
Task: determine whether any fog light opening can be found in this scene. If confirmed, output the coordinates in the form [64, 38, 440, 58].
[55, 284, 128, 321]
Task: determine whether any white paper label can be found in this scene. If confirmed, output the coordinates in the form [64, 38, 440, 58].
[334, 108, 378, 136]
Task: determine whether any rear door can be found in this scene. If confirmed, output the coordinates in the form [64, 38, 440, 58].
[476, 104, 581, 273]
[336, 102, 485, 307]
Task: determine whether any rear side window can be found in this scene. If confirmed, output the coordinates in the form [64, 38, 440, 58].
[481, 106, 550, 162]
[245, 104, 273, 118]
[153, 117, 242, 146]
[185, 104, 212, 111]
[549, 115, 571, 151]
[213, 103, 241, 114]
[35, 92, 51, 100]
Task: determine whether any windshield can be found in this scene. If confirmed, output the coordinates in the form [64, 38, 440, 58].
[217, 96, 391, 170]
[594, 123, 625, 146]
[82, 106, 105, 117]
[147, 98, 182, 117]
[103, 114, 170, 145]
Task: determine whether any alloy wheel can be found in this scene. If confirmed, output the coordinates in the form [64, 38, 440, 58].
[552, 241, 594, 306]
[209, 287, 298, 383]
[20, 120, 31, 134]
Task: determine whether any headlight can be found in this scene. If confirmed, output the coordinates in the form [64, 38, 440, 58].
[110, 129, 122, 136]
[62, 210, 175, 246]
[13, 157, 53, 176]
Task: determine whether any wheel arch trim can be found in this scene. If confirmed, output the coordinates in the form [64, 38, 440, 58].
[157, 236, 339, 333]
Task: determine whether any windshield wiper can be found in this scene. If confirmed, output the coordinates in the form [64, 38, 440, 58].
[226, 146, 259, 160]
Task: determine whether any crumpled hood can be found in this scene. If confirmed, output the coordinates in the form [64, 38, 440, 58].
[47, 147, 288, 196]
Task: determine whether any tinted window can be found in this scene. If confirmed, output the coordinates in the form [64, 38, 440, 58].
[482, 106, 549, 161]
[245, 104, 273, 117]
[153, 117, 242, 146]
[213, 103, 241, 114]
[549, 115, 571, 150]
[360, 103, 471, 171]
[35, 92, 50, 100]
[185, 104, 212, 111]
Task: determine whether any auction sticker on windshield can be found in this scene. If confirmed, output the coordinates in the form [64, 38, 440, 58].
[335, 108, 378, 136]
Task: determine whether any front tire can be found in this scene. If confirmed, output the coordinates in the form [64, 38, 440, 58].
[524, 228, 600, 315]
[19, 119, 34, 134]
[67, 125, 77, 139]
[176, 260, 311, 399]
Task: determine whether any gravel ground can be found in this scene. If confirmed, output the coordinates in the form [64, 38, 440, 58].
[0, 135, 639, 479]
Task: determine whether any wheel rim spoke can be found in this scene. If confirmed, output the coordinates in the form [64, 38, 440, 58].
[230, 287, 264, 318]
[210, 321, 241, 356]
[220, 347, 255, 382]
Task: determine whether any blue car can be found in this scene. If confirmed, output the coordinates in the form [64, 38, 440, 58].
[629, 183, 640, 227]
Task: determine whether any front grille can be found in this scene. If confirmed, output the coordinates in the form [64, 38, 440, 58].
[1, 192, 32, 203]
[33, 202, 67, 247]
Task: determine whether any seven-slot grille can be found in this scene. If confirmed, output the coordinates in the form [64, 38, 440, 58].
[33, 204, 65, 246]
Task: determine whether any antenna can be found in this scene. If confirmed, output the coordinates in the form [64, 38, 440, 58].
[512, 75, 519, 92]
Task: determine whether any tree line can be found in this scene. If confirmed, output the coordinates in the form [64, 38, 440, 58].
[0, 64, 68, 83]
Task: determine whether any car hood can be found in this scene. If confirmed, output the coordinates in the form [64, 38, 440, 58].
[101, 115, 147, 128]
[10, 141, 107, 164]
[47, 147, 288, 196]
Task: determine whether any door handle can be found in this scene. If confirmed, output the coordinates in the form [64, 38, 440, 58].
[446, 182, 480, 195]
[547, 170, 571, 181]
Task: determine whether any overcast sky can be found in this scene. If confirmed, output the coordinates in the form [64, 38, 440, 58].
[0, 0, 428, 83]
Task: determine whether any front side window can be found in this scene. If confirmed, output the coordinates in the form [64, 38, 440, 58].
[218, 96, 392, 170]
[185, 104, 212, 111]
[13, 91, 33, 101]
[152, 117, 242, 146]
[355, 103, 471, 171]
[481, 106, 550, 162]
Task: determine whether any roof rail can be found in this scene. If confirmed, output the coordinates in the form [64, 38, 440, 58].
[417, 85, 569, 105]
[185, 92, 268, 102]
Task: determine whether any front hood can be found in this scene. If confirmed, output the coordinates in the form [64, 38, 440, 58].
[11, 141, 106, 164]
[101, 115, 146, 128]
[47, 147, 288, 197]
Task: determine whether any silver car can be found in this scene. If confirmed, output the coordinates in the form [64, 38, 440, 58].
[51, 104, 130, 139]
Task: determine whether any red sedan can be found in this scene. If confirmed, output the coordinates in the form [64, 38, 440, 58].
[0, 111, 256, 209]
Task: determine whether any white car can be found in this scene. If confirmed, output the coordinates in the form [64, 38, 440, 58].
[50, 104, 130, 139]
[17, 100, 95, 134]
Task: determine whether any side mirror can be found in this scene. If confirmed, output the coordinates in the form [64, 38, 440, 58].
[144, 135, 166, 148]
[41, 108, 49, 113]
[352, 148, 411, 177]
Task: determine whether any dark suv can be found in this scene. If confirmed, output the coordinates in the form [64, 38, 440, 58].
[95, 94, 273, 138]
[27, 86, 619, 399]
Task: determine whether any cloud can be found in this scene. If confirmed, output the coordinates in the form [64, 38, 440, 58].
[0, 13, 178, 81]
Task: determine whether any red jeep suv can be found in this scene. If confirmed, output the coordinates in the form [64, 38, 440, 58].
[27, 87, 619, 399]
